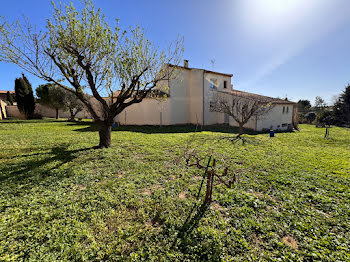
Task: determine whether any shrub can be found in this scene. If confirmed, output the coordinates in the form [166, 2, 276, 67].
[318, 110, 335, 126]
[305, 112, 316, 124]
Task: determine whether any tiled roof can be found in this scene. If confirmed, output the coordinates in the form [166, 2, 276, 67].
[0, 90, 15, 94]
[225, 90, 296, 104]
[168, 64, 233, 77]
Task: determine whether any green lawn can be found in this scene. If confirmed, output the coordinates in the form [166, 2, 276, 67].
[0, 119, 349, 261]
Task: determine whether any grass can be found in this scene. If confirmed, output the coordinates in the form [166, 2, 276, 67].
[0, 119, 349, 261]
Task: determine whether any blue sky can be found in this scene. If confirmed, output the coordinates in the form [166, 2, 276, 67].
[1, 0, 350, 105]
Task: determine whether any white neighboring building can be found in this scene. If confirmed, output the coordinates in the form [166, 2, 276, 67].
[114, 60, 297, 131]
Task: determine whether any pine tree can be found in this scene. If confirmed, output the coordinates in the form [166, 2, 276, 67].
[14, 74, 35, 119]
[334, 85, 350, 126]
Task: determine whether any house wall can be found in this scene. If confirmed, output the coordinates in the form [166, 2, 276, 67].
[204, 72, 232, 125]
[0, 92, 15, 102]
[229, 115, 257, 130]
[112, 68, 190, 126]
[0, 94, 8, 101]
[188, 69, 204, 125]
[114, 98, 171, 125]
[112, 67, 204, 126]
[169, 69, 191, 124]
[257, 104, 294, 131]
[0, 100, 7, 119]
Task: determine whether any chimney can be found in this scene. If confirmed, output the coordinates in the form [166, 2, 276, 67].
[184, 60, 189, 68]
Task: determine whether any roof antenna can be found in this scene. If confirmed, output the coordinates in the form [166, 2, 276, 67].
[210, 59, 215, 70]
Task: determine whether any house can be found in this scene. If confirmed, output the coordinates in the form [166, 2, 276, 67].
[220, 90, 297, 131]
[0, 90, 15, 102]
[2, 61, 296, 131]
[0, 99, 7, 120]
[114, 60, 297, 131]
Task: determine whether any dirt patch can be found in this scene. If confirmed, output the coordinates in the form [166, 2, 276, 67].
[252, 233, 263, 247]
[151, 184, 164, 191]
[163, 162, 172, 169]
[192, 176, 203, 181]
[282, 235, 298, 249]
[132, 154, 144, 162]
[210, 202, 229, 218]
[146, 213, 164, 227]
[142, 189, 152, 195]
[142, 185, 164, 196]
[167, 175, 178, 181]
[250, 192, 264, 198]
[145, 220, 154, 227]
[73, 184, 86, 191]
[178, 191, 187, 199]
[211, 202, 223, 211]
[146, 219, 163, 227]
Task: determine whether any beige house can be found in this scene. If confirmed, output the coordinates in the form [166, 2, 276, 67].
[2, 61, 297, 131]
[0, 90, 15, 102]
[114, 61, 297, 131]
[0, 99, 7, 120]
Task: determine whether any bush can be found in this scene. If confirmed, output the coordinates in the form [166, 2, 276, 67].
[305, 112, 316, 124]
[318, 110, 335, 126]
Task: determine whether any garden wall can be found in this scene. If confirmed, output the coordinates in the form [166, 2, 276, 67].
[5, 103, 90, 119]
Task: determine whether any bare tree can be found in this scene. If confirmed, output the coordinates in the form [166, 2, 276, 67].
[210, 91, 274, 135]
[0, 0, 183, 148]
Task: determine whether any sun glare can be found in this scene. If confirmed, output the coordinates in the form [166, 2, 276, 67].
[239, 0, 318, 38]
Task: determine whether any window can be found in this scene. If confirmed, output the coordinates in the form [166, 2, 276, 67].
[224, 80, 227, 89]
[283, 106, 285, 113]
[210, 78, 217, 90]
[286, 106, 289, 113]
[282, 123, 287, 127]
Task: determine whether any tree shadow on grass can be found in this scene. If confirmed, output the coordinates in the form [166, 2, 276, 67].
[171, 203, 210, 249]
[0, 119, 70, 124]
[69, 121, 263, 135]
[0, 144, 94, 185]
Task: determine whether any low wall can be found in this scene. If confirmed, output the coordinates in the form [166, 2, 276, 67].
[34, 104, 90, 119]
[5, 103, 90, 119]
[5, 105, 24, 119]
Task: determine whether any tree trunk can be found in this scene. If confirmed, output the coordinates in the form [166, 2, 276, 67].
[98, 121, 112, 148]
[238, 124, 244, 135]
[68, 108, 75, 121]
[55, 108, 59, 119]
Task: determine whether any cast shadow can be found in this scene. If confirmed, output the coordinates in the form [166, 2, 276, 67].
[0, 144, 94, 185]
[69, 121, 262, 135]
